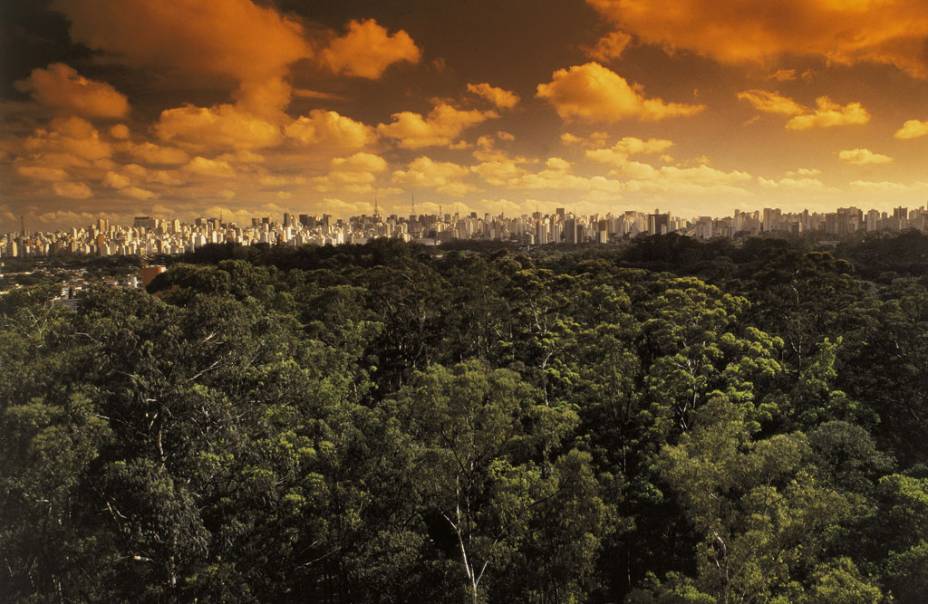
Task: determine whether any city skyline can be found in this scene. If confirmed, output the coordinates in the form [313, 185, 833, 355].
[3, 1, 928, 230]
[5, 202, 928, 259]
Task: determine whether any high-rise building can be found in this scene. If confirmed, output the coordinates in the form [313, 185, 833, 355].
[133, 216, 157, 230]
[648, 210, 670, 235]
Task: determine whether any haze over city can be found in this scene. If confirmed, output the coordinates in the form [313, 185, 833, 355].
[3, 0, 928, 231]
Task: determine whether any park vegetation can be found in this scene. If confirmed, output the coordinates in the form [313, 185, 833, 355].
[3, 232, 928, 602]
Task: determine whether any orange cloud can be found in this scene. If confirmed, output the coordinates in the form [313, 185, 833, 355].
[284, 110, 374, 151]
[585, 136, 674, 166]
[758, 175, 833, 193]
[15, 63, 129, 118]
[625, 164, 753, 195]
[736, 89, 806, 116]
[184, 156, 236, 178]
[52, 0, 310, 89]
[536, 62, 704, 122]
[584, 31, 632, 62]
[102, 171, 131, 189]
[738, 90, 871, 130]
[123, 164, 185, 186]
[109, 124, 130, 139]
[785, 97, 870, 130]
[313, 152, 388, 193]
[490, 157, 626, 194]
[467, 82, 520, 109]
[121, 186, 156, 200]
[156, 104, 282, 151]
[587, 0, 928, 77]
[24, 116, 113, 164]
[53, 181, 93, 199]
[102, 170, 155, 199]
[124, 142, 190, 166]
[331, 152, 388, 174]
[322, 19, 421, 79]
[560, 131, 610, 147]
[895, 119, 928, 140]
[378, 102, 498, 148]
[292, 88, 346, 101]
[392, 156, 474, 195]
[769, 69, 797, 82]
[15, 165, 70, 182]
[838, 148, 893, 165]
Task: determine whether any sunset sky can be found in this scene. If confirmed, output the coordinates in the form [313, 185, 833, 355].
[2, 0, 928, 229]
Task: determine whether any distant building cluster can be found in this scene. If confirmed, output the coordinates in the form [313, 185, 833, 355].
[3, 205, 928, 258]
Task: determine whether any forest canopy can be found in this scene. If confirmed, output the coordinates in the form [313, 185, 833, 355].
[2, 233, 928, 603]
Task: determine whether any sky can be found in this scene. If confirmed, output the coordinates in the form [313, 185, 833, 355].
[2, 0, 928, 230]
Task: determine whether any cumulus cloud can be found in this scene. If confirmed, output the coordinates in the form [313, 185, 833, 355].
[378, 102, 498, 149]
[757, 177, 825, 191]
[331, 152, 388, 174]
[156, 103, 282, 151]
[15, 63, 129, 118]
[895, 119, 928, 140]
[123, 164, 185, 186]
[505, 157, 625, 193]
[536, 62, 704, 122]
[109, 124, 130, 139]
[321, 19, 421, 79]
[184, 156, 236, 178]
[121, 186, 156, 200]
[737, 90, 870, 130]
[466, 83, 520, 109]
[759, 175, 834, 192]
[582, 138, 753, 196]
[584, 31, 632, 62]
[24, 116, 113, 165]
[392, 156, 474, 195]
[737, 89, 806, 116]
[786, 97, 870, 130]
[15, 165, 70, 182]
[313, 152, 388, 193]
[585, 136, 674, 167]
[102, 171, 131, 189]
[284, 109, 375, 151]
[560, 131, 610, 147]
[786, 168, 822, 178]
[53, 181, 93, 199]
[52, 0, 311, 106]
[102, 169, 156, 198]
[587, 0, 928, 77]
[838, 148, 893, 165]
[636, 164, 751, 190]
[124, 141, 190, 165]
[470, 155, 627, 196]
[471, 159, 529, 186]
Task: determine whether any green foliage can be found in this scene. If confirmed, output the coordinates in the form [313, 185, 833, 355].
[2, 235, 928, 602]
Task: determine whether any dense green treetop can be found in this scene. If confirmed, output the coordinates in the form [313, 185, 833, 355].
[3, 233, 928, 602]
